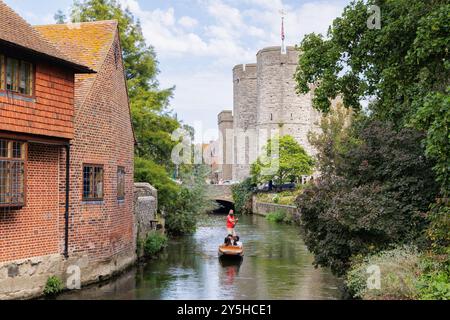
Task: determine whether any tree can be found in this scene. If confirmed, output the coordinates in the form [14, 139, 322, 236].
[294, 0, 450, 193]
[297, 118, 439, 276]
[54, 10, 67, 24]
[64, 0, 178, 171]
[164, 165, 216, 235]
[308, 102, 354, 176]
[251, 135, 314, 186]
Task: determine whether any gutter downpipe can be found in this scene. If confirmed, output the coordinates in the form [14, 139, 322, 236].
[64, 143, 70, 259]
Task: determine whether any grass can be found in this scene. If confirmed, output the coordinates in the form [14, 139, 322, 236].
[256, 187, 305, 206]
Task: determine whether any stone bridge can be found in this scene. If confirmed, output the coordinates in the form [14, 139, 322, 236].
[206, 184, 233, 204]
[206, 184, 234, 212]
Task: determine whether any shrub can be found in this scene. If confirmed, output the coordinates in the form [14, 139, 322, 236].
[43, 276, 64, 296]
[266, 210, 293, 225]
[144, 231, 168, 256]
[417, 253, 450, 300]
[266, 210, 286, 223]
[232, 178, 254, 214]
[165, 165, 215, 235]
[297, 120, 439, 276]
[346, 246, 421, 300]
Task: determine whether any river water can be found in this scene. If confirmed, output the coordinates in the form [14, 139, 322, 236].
[58, 214, 342, 300]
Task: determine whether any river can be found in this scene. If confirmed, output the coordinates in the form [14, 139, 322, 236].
[57, 214, 342, 300]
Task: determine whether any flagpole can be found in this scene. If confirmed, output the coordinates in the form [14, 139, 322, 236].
[280, 9, 287, 54]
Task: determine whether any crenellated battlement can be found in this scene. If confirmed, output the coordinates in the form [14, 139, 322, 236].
[217, 46, 325, 182]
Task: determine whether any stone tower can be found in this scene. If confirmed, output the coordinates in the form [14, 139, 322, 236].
[217, 46, 324, 182]
[232, 64, 257, 181]
[256, 46, 321, 157]
[217, 110, 233, 181]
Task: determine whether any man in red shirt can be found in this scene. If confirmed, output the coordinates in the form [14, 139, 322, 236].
[226, 210, 238, 237]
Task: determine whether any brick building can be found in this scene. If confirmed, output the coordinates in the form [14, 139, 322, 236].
[0, 1, 135, 299]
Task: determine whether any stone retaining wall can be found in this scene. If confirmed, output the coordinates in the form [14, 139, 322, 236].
[252, 195, 299, 217]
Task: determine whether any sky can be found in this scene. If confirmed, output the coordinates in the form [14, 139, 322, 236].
[4, 0, 349, 142]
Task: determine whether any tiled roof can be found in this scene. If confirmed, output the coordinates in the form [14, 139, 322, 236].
[35, 20, 118, 73]
[0, 0, 92, 73]
[35, 20, 119, 105]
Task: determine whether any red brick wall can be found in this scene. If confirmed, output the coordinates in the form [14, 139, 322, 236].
[0, 60, 75, 139]
[0, 143, 61, 262]
[0, 31, 134, 265]
[65, 32, 135, 261]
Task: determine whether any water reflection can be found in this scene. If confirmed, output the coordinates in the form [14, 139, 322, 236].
[58, 214, 341, 300]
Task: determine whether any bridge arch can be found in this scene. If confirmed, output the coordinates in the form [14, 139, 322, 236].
[213, 199, 234, 214]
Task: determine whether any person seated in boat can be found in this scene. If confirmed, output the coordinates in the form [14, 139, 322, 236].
[226, 210, 238, 237]
[224, 234, 233, 246]
[233, 235, 241, 246]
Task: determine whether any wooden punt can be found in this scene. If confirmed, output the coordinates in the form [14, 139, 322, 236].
[218, 244, 244, 257]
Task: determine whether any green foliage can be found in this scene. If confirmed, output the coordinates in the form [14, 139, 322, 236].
[164, 165, 216, 235]
[266, 210, 293, 225]
[134, 157, 180, 209]
[308, 102, 355, 175]
[143, 231, 168, 256]
[54, 9, 67, 24]
[346, 246, 421, 300]
[251, 135, 314, 185]
[412, 90, 450, 195]
[231, 178, 254, 214]
[256, 188, 304, 206]
[294, 0, 450, 193]
[426, 201, 450, 254]
[417, 254, 450, 300]
[297, 119, 439, 276]
[43, 276, 64, 296]
[66, 0, 179, 173]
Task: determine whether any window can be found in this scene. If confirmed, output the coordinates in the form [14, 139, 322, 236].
[0, 139, 26, 207]
[0, 55, 33, 96]
[83, 164, 104, 201]
[117, 166, 125, 200]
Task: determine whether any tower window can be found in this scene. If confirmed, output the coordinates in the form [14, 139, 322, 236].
[270, 113, 273, 121]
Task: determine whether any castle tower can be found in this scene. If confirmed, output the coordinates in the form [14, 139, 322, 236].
[218, 110, 234, 181]
[256, 46, 321, 157]
[232, 64, 257, 181]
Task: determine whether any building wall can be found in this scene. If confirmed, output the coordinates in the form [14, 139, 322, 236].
[0, 60, 75, 139]
[0, 31, 136, 300]
[67, 32, 135, 264]
[218, 111, 233, 181]
[256, 46, 321, 157]
[232, 64, 257, 181]
[0, 143, 61, 263]
[222, 46, 323, 183]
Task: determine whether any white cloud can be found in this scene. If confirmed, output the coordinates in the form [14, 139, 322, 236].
[178, 16, 198, 28]
[117, 0, 347, 141]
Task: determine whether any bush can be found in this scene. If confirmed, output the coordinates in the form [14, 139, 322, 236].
[266, 210, 293, 225]
[144, 231, 168, 256]
[417, 253, 450, 300]
[165, 165, 215, 235]
[297, 120, 439, 276]
[346, 246, 421, 300]
[43, 276, 64, 296]
[232, 178, 254, 214]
